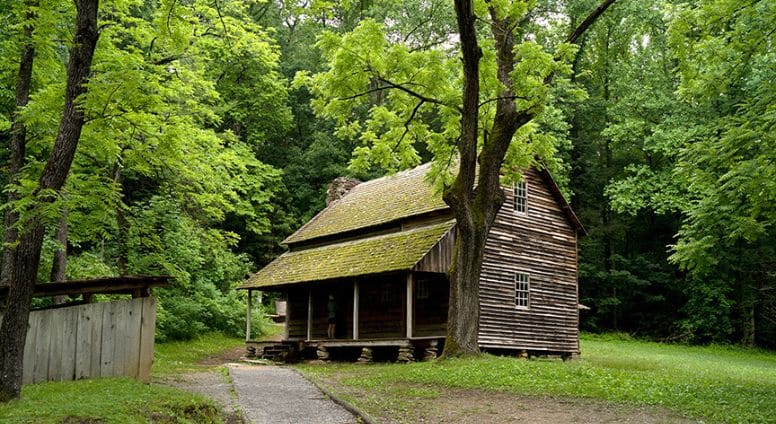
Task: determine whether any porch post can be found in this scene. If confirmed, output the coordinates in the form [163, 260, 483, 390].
[246, 289, 252, 342]
[406, 273, 414, 338]
[284, 291, 290, 340]
[353, 281, 359, 340]
[307, 287, 313, 341]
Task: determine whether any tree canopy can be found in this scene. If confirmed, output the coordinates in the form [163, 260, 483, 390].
[0, 0, 773, 399]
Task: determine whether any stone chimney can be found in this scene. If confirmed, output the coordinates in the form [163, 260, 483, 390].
[326, 177, 361, 205]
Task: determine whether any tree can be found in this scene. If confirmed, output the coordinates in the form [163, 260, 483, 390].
[607, 0, 776, 347]
[1, 0, 37, 287]
[562, 0, 688, 338]
[60, 0, 287, 340]
[0, 0, 99, 401]
[299, 0, 615, 356]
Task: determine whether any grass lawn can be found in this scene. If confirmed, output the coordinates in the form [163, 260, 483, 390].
[297, 334, 776, 423]
[0, 332, 247, 423]
[0, 378, 219, 423]
[153, 331, 247, 375]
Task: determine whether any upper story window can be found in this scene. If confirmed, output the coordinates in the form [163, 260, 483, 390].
[513, 179, 527, 213]
[515, 272, 530, 309]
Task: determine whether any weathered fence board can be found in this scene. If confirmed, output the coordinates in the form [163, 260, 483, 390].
[0, 297, 156, 385]
[137, 296, 156, 383]
[21, 311, 38, 385]
[33, 311, 51, 383]
[88, 302, 104, 379]
[100, 301, 116, 377]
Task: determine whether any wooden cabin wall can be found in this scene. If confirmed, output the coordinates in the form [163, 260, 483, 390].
[358, 278, 404, 339]
[286, 287, 307, 339]
[413, 229, 455, 273]
[413, 273, 448, 337]
[311, 283, 353, 340]
[479, 167, 580, 353]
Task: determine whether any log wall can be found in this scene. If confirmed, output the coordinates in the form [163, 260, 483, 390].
[479, 167, 580, 353]
[358, 278, 404, 339]
[286, 287, 307, 339]
[0, 297, 156, 385]
[413, 273, 448, 337]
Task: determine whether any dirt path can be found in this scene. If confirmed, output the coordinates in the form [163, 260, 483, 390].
[421, 389, 696, 424]
[311, 377, 698, 424]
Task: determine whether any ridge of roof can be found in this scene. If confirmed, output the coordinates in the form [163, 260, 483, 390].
[283, 163, 448, 245]
[283, 161, 586, 246]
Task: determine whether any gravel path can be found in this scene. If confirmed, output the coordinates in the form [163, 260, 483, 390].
[228, 364, 357, 424]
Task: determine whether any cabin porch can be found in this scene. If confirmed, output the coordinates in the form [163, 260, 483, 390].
[245, 271, 448, 361]
[247, 336, 446, 362]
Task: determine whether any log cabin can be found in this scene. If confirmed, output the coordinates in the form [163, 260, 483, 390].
[239, 163, 585, 361]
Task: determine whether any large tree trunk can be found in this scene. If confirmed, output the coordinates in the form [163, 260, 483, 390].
[0, 0, 99, 401]
[442, 0, 483, 357]
[442, 0, 616, 357]
[1, 0, 38, 288]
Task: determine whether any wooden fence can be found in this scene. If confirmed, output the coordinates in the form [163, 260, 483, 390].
[0, 297, 156, 384]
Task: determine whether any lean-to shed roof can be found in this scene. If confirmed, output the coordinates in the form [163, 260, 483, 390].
[241, 220, 455, 289]
[283, 163, 447, 245]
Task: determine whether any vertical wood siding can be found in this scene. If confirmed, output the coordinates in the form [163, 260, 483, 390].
[0, 297, 156, 385]
[286, 287, 308, 339]
[479, 168, 580, 353]
[413, 228, 455, 273]
[413, 273, 448, 336]
[357, 279, 404, 339]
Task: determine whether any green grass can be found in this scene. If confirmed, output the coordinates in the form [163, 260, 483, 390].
[0, 378, 219, 423]
[297, 334, 776, 423]
[153, 332, 246, 375]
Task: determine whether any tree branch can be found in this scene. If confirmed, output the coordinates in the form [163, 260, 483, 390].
[567, 0, 617, 44]
[214, 0, 230, 46]
[337, 85, 392, 101]
[154, 55, 181, 66]
[393, 100, 425, 151]
[166, 0, 177, 37]
[377, 76, 459, 111]
[544, 0, 618, 86]
[478, 94, 529, 108]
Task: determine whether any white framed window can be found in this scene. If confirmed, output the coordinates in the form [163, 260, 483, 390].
[513, 179, 527, 213]
[515, 272, 530, 309]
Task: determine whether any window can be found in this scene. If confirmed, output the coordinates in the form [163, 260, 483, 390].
[515, 272, 530, 309]
[416, 279, 430, 300]
[514, 179, 527, 213]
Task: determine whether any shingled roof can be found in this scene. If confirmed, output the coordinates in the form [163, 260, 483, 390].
[283, 163, 448, 245]
[241, 221, 455, 289]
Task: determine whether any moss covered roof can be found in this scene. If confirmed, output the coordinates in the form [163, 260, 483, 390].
[283, 163, 448, 245]
[241, 221, 455, 289]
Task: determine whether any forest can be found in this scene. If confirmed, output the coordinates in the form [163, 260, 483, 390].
[0, 0, 773, 352]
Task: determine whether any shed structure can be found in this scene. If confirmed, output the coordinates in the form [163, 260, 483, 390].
[240, 163, 584, 360]
[0, 276, 169, 383]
